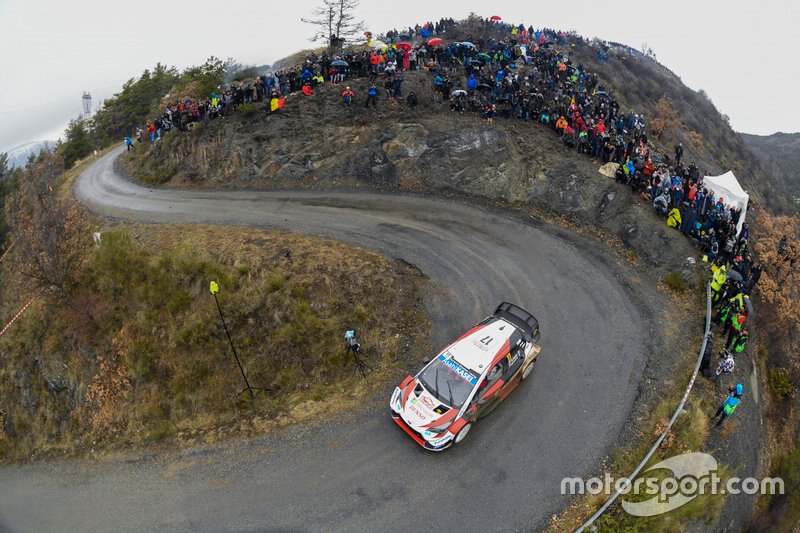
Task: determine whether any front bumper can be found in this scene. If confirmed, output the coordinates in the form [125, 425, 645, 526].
[390, 410, 453, 452]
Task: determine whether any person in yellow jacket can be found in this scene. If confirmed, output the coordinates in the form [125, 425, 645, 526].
[710, 264, 727, 302]
[666, 207, 681, 228]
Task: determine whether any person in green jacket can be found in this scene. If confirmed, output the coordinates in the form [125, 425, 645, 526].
[731, 329, 749, 354]
[667, 207, 681, 228]
[714, 383, 742, 426]
[711, 265, 727, 303]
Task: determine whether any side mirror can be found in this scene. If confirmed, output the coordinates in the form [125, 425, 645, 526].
[421, 357, 431, 364]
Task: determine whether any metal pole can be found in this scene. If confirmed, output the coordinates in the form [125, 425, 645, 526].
[212, 291, 256, 412]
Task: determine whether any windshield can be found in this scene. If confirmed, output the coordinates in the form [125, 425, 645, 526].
[417, 353, 479, 408]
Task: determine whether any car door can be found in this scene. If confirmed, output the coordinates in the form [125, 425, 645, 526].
[475, 360, 507, 418]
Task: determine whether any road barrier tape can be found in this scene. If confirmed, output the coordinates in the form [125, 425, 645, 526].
[0, 297, 35, 339]
[577, 282, 712, 531]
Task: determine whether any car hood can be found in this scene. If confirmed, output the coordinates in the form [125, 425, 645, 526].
[400, 381, 456, 431]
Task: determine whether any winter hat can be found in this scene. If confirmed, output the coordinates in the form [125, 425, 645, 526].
[735, 383, 743, 396]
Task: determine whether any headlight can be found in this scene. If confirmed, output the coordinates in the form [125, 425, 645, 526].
[390, 387, 402, 412]
[424, 421, 453, 437]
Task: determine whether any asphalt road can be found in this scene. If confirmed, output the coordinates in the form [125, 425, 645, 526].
[0, 146, 651, 532]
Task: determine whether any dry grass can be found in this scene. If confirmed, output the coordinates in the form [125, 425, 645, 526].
[0, 223, 430, 461]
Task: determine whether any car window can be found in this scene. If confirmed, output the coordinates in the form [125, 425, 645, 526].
[418, 354, 479, 408]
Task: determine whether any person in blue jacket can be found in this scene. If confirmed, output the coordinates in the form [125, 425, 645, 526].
[713, 383, 743, 426]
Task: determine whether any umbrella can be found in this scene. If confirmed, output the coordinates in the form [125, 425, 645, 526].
[396, 42, 412, 51]
[744, 297, 754, 315]
[476, 53, 492, 63]
[726, 269, 743, 282]
[427, 37, 443, 46]
[331, 60, 349, 67]
[460, 41, 476, 48]
[451, 89, 467, 96]
[371, 40, 387, 49]
[468, 59, 483, 65]
[476, 83, 493, 92]
[490, 15, 502, 21]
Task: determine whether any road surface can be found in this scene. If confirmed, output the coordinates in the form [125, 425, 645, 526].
[0, 146, 654, 532]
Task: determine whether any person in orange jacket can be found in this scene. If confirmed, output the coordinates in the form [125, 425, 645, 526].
[555, 115, 568, 133]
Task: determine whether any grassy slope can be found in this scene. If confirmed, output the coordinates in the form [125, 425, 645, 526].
[0, 222, 429, 461]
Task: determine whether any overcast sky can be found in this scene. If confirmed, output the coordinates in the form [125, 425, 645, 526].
[1, 0, 798, 153]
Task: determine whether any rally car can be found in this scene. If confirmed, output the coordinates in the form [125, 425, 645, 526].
[390, 302, 541, 451]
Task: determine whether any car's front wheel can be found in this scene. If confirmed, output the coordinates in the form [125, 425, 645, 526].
[454, 422, 472, 444]
[521, 359, 535, 380]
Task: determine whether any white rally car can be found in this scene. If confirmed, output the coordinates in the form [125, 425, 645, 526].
[390, 302, 541, 451]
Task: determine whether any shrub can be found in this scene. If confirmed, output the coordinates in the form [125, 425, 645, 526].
[768, 367, 792, 401]
[664, 271, 688, 292]
[167, 290, 192, 314]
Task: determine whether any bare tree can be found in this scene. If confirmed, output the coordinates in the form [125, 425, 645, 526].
[302, 0, 365, 47]
[7, 151, 88, 296]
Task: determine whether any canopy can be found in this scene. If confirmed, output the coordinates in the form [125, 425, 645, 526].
[703, 171, 749, 236]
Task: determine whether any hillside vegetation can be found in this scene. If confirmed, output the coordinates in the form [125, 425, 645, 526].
[0, 172, 428, 459]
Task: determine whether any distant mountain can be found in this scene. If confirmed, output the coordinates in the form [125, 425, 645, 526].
[4, 140, 58, 169]
[742, 132, 800, 211]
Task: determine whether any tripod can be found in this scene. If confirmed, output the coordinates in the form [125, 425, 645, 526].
[344, 343, 371, 378]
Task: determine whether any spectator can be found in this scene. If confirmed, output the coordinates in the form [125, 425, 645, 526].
[713, 384, 743, 427]
[341, 86, 355, 111]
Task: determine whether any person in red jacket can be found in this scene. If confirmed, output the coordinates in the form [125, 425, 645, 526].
[147, 121, 156, 142]
[341, 87, 355, 111]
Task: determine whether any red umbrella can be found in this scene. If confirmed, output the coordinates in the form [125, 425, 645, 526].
[490, 15, 502, 21]
[396, 42, 412, 51]
[427, 37, 443, 46]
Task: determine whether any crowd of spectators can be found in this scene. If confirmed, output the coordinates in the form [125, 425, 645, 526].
[125, 17, 761, 408]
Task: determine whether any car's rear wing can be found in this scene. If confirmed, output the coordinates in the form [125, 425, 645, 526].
[493, 302, 540, 343]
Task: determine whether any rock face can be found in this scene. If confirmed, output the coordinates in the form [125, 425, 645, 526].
[120, 71, 698, 271]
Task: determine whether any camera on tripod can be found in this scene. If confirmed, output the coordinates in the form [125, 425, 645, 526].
[343, 329, 369, 378]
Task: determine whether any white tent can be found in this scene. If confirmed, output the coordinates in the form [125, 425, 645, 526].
[703, 171, 749, 236]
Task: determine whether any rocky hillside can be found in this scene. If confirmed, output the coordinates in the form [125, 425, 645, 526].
[742, 132, 800, 212]
[120, 26, 783, 273]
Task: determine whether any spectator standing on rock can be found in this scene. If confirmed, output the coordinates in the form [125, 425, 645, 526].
[713, 383, 743, 427]
[674, 142, 683, 166]
[124, 136, 133, 151]
[365, 83, 378, 108]
[341, 86, 355, 111]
